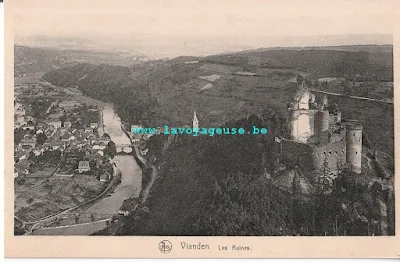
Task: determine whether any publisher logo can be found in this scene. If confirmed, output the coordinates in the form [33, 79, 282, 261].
[159, 240, 172, 254]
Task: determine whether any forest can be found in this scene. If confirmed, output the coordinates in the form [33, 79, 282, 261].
[119, 113, 394, 236]
[42, 63, 162, 125]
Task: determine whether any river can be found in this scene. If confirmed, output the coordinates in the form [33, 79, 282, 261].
[83, 104, 142, 215]
[32, 92, 142, 235]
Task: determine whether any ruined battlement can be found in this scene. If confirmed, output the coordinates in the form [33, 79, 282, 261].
[277, 81, 362, 176]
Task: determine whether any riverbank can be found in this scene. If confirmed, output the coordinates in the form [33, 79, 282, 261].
[28, 80, 142, 235]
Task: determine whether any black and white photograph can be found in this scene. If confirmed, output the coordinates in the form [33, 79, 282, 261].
[10, 0, 395, 240]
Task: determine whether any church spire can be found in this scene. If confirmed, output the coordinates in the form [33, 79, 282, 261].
[192, 110, 199, 129]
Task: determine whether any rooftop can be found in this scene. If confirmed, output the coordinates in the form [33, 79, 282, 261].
[78, 161, 90, 169]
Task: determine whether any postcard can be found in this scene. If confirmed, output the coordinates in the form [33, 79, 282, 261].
[4, 0, 400, 258]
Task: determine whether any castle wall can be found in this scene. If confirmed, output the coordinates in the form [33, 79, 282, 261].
[289, 110, 313, 143]
[289, 109, 329, 143]
[280, 139, 346, 179]
[314, 110, 330, 136]
[312, 141, 347, 174]
[330, 130, 345, 143]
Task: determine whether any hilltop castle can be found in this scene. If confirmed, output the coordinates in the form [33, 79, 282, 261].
[276, 82, 362, 177]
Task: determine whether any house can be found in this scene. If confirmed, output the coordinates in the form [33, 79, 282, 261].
[14, 115, 26, 128]
[15, 160, 31, 175]
[143, 133, 154, 140]
[21, 124, 35, 131]
[90, 150, 104, 158]
[51, 142, 65, 151]
[77, 161, 90, 173]
[54, 171, 74, 178]
[63, 121, 72, 128]
[118, 198, 139, 216]
[59, 127, 69, 134]
[233, 71, 258, 76]
[46, 120, 62, 129]
[49, 112, 63, 120]
[100, 135, 111, 143]
[90, 122, 98, 129]
[42, 142, 52, 151]
[26, 115, 35, 122]
[60, 133, 70, 142]
[132, 138, 141, 144]
[96, 150, 104, 157]
[45, 125, 56, 136]
[92, 143, 101, 150]
[86, 133, 96, 140]
[131, 124, 143, 132]
[84, 127, 94, 133]
[73, 129, 85, 137]
[36, 128, 44, 134]
[14, 102, 26, 116]
[99, 171, 111, 182]
[61, 132, 75, 142]
[92, 141, 107, 151]
[15, 150, 28, 162]
[99, 142, 107, 150]
[19, 136, 37, 148]
[140, 148, 149, 155]
[58, 100, 81, 110]
[47, 91, 59, 96]
[32, 147, 44, 156]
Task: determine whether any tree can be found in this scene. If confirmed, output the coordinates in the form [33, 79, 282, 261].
[37, 133, 48, 145]
[321, 81, 329, 90]
[104, 140, 117, 158]
[14, 128, 25, 145]
[296, 74, 304, 84]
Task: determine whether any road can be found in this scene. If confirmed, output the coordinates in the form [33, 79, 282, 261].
[31, 219, 110, 236]
[310, 89, 393, 104]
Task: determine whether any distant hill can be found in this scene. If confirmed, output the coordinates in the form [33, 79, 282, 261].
[14, 45, 149, 75]
[202, 45, 393, 81]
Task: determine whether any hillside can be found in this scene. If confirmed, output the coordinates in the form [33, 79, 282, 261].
[120, 115, 394, 236]
[42, 45, 394, 156]
[14, 45, 148, 75]
[42, 63, 162, 126]
[203, 46, 393, 81]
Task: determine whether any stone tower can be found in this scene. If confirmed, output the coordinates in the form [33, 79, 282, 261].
[289, 81, 312, 143]
[346, 122, 363, 174]
[192, 110, 199, 129]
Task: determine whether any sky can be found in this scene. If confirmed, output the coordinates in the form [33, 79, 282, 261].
[11, 0, 397, 58]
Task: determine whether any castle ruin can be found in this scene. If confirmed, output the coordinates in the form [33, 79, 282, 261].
[276, 81, 362, 178]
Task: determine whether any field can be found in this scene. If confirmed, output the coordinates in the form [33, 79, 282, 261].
[14, 72, 46, 84]
[15, 174, 105, 222]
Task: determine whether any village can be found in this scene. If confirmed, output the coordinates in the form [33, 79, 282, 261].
[14, 82, 116, 223]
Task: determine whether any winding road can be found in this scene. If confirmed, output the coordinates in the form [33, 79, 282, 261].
[310, 89, 393, 104]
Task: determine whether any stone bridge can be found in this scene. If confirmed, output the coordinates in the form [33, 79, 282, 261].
[115, 144, 133, 154]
